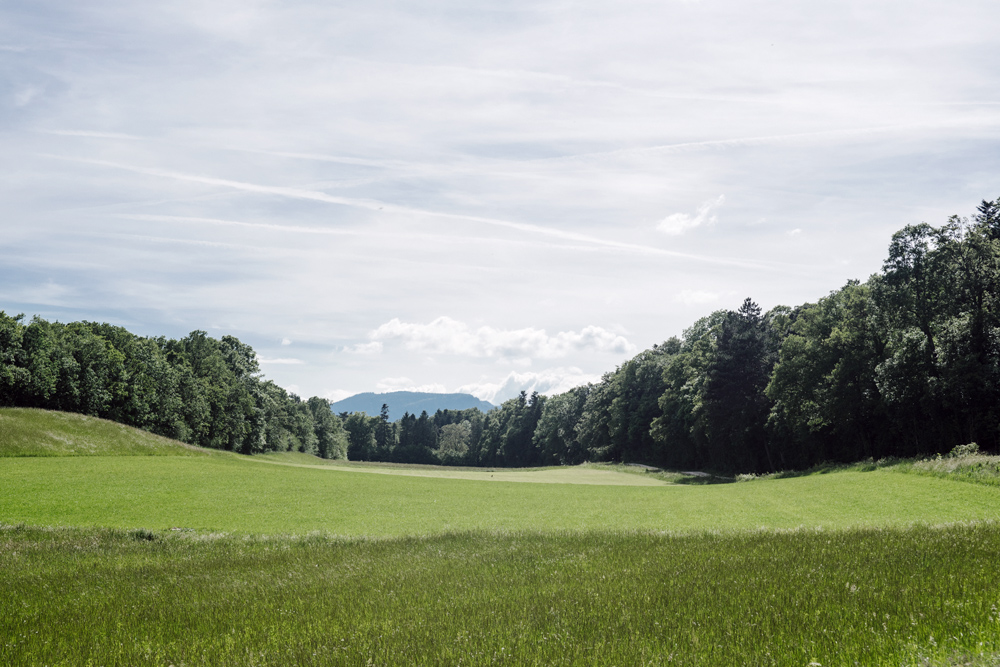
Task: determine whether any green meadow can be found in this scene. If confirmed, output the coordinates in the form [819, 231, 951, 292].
[4, 408, 1000, 665]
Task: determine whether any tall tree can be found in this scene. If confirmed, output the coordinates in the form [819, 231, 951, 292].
[703, 298, 776, 472]
[374, 403, 394, 455]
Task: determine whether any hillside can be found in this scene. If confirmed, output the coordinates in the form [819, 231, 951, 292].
[330, 391, 495, 420]
[0, 408, 215, 457]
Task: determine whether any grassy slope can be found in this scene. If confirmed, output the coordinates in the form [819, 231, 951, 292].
[0, 407, 215, 457]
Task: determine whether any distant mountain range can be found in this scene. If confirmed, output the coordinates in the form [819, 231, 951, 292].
[330, 391, 496, 421]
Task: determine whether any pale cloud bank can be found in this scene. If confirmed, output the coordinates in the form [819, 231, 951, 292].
[375, 377, 449, 394]
[323, 389, 356, 403]
[459, 367, 600, 404]
[327, 366, 601, 406]
[370, 317, 636, 359]
[658, 196, 725, 235]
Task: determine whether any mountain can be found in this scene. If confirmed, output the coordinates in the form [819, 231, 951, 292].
[330, 391, 496, 421]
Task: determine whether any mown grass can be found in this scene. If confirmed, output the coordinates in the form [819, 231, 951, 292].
[252, 453, 670, 485]
[6, 455, 1000, 535]
[3, 522, 1000, 666]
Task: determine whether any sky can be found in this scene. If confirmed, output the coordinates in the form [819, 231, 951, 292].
[2, 0, 999, 405]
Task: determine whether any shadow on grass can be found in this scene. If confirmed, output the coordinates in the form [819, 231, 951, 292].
[672, 458, 906, 485]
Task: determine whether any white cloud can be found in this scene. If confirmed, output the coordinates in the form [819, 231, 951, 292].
[281, 337, 292, 346]
[658, 195, 725, 235]
[323, 389, 355, 403]
[370, 317, 635, 359]
[375, 377, 448, 393]
[787, 228, 803, 236]
[257, 357, 304, 365]
[459, 367, 599, 404]
[344, 341, 384, 355]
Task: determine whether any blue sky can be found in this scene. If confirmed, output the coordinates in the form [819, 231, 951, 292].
[2, 0, 999, 403]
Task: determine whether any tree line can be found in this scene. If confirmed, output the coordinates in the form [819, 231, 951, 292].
[3, 198, 997, 473]
[0, 320, 348, 458]
[339, 198, 1000, 473]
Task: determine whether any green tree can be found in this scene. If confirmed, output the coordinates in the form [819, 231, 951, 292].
[344, 412, 377, 460]
[534, 385, 591, 465]
[436, 421, 471, 462]
[703, 299, 777, 472]
[374, 403, 394, 455]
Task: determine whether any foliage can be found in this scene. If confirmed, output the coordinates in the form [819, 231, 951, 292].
[567, 196, 1000, 473]
[0, 320, 346, 458]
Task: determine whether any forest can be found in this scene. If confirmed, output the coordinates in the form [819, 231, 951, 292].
[0, 320, 348, 459]
[1, 198, 998, 474]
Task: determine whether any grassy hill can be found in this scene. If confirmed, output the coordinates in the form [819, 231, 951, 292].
[0, 407, 215, 457]
[5, 408, 1000, 665]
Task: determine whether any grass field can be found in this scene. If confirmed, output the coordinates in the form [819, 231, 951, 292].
[4, 407, 1000, 665]
[4, 523, 1000, 666]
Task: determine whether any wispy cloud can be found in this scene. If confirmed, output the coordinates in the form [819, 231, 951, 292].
[42, 130, 145, 140]
[117, 214, 360, 236]
[345, 341, 383, 355]
[257, 357, 304, 365]
[48, 156, 798, 272]
[674, 289, 726, 305]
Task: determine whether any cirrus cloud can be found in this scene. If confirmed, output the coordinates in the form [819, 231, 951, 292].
[344, 341, 384, 355]
[257, 356, 304, 365]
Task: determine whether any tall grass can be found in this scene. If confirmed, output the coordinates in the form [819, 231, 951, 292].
[0, 408, 213, 457]
[3, 523, 1000, 666]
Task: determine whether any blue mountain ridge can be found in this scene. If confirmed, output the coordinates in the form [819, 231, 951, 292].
[330, 391, 496, 421]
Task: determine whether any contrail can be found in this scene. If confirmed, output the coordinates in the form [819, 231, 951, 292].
[527, 123, 931, 164]
[44, 154, 808, 273]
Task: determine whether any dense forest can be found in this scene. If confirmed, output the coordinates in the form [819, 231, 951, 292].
[0, 320, 348, 458]
[2, 198, 998, 473]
